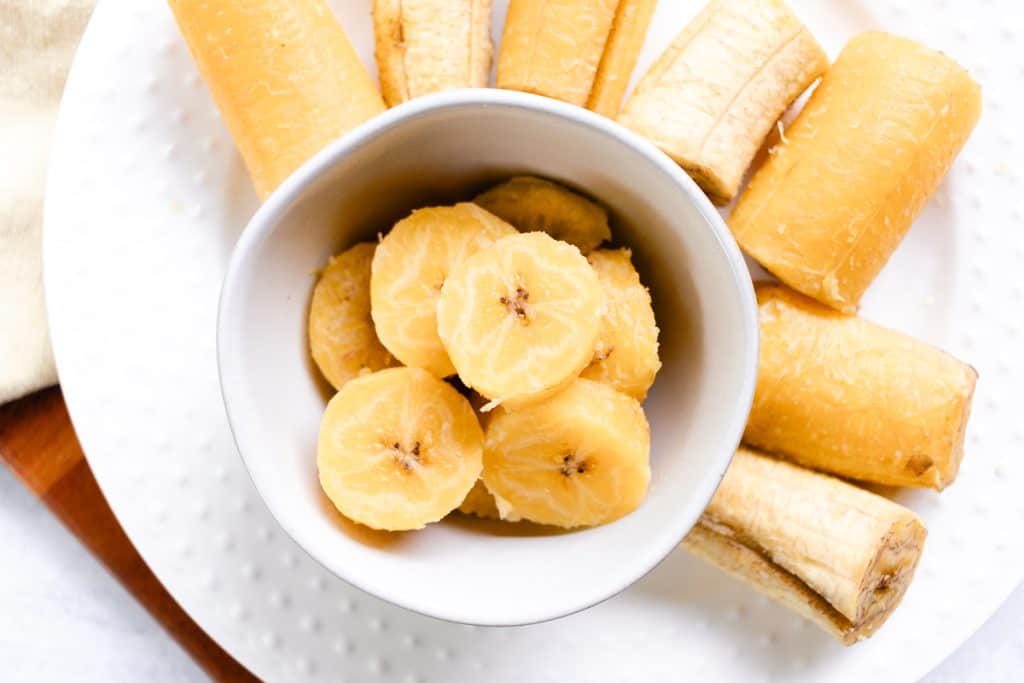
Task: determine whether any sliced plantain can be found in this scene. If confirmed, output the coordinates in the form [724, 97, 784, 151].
[482, 378, 650, 528]
[318, 367, 484, 531]
[437, 232, 604, 407]
[456, 479, 502, 520]
[473, 176, 611, 253]
[309, 242, 396, 390]
[580, 248, 661, 400]
[371, 203, 517, 378]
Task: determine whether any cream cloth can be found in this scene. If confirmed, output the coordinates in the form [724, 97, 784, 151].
[0, 0, 94, 404]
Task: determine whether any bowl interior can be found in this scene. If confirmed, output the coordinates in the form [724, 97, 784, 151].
[218, 91, 757, 625]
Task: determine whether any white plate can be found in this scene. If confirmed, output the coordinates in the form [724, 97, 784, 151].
[44, 1, 1024, 681]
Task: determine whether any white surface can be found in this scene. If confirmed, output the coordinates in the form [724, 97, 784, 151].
[2, 460, 1021, 682]
[40, 0, 1024, 682]
[218, 89, 757, 626]
[0, 466, 201, 682]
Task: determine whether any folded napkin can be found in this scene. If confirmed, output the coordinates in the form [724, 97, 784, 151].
[0, 0, 94, 405]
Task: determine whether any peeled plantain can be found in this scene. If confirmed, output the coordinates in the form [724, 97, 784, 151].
[374, 0, 493, 106]
[684, 447, 927, 644]
[730, 32, 982, 311]
[745, 284, 977, 490]
[497, 0, 620, 106]
[586, 0, 657, 118]
[618, 0, 828, 205]
[167, 0, 386, 198]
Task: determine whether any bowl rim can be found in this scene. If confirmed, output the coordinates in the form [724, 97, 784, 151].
[217, 87, 759, 626]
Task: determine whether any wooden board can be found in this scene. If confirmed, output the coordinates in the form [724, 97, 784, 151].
[0, 387, 257, 682]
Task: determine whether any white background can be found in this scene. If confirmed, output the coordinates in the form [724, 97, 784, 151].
[0, 463, 1020, 681]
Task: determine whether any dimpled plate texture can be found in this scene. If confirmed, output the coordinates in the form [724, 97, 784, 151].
[44, 1, 1023, 681]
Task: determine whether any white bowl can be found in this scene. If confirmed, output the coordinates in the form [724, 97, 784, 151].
[218, 89, 758, 626]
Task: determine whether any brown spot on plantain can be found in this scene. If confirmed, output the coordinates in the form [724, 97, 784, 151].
[905, 453, 934, 476]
